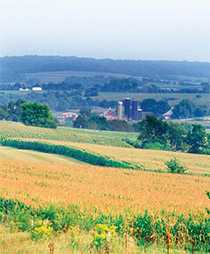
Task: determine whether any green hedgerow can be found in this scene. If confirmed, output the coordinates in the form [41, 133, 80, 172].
[165, 158, 187, 174]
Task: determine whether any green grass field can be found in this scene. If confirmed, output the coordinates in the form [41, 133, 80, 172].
[174, 116, 210, 129]
[0, 121, 137, 147]
[94, 92, 210, 108]
[25, 70, 131, 83]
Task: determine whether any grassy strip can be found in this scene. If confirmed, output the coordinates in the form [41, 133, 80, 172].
[0, 197, 209, 253]
[0, 138, 140, 169]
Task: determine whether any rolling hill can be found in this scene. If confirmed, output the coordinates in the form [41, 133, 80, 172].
[0, 121, 137, 147]
[0, 146, 209, 214]
[0, 121, 209, 253]
[1, 55, 209, 83]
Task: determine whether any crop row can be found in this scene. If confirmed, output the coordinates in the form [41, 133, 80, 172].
[0, 138, 140, 169]
[0, 198, 209, 253]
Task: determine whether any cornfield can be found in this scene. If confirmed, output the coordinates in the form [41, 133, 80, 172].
[41, 140, 210, 176]
[0, 122, 209, 253]
[0, 198, 209, 253]
[0, 146, 209, 213]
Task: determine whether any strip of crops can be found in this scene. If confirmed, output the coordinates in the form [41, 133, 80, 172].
[0, 198, 209, 253]
[0, 138, 139, 169]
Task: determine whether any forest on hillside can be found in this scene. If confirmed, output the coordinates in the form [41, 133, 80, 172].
[0, 55, 210, 82]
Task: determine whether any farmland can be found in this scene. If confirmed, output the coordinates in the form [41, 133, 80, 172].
[0, 121, 209, 210]
[0, 122, 210, 253]
[0, 146, 209, 213]
[94, 92, 210, 108]
[34, 140, 210, 176]
[0, 121, 137, 147]
[174, 116, 210, 129]
[25, 70, 131, 83]
[0, 146, 209, 253]
[0, 220, 199, 254]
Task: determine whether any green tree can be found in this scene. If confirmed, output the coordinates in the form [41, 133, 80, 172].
[167, 122, 188, 151]
[138, 116, 169, 146]
[0, 106, 9, 120]
[7, 99, 25, 122]
[141, 99, 170, 116]
[156, 100, 170, 116]
[186, 125, 208, 153]
[109, 120, 133, 132]
[73, 109, 91, 129]
[21, 102, 57, 128]
[87, 115, 109, 130]
[73, 115, 88, 129]
[141, 99, 157, 113]
[137, 116, 189, 152]
[165, 158, 187, 174]
[172, 100, 195, 119]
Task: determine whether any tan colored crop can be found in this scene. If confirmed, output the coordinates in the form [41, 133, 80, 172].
[0, 146, 209, 214]
[27, 139, 210, 176]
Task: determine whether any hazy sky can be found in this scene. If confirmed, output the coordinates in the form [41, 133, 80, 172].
[0, 0, 210, 61]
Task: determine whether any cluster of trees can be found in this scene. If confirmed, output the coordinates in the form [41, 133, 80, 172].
[0, 89, 118, 112]
[39, 77, 210, 95]
[139, 98, 209, 119]
[73, 110, 210, 155]
[0, 100, 57, 128]
[0, 100, 24, 122]
[140, 99, 170, 117]
[41, 76, 107, 92]
[73, 109, 133, 132]
[172, 99, 209, 119]
[1, 56, 209, 83]
[135, 116, 209, 154]
[100, 78, 141, 92]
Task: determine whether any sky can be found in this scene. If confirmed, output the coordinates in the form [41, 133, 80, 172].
[0, 0, 210, 61]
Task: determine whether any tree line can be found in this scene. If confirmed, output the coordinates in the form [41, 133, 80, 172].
[140, 98, 209, 118]
[0, 100, 57, 128]
[1, 56, 209, 82]
[134, 116, 209, 154]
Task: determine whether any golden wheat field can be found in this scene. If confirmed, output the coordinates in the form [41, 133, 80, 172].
[0, 146, 209, 214]
[28, 139, 210, 176]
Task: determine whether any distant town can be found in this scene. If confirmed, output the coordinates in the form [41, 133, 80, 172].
[0, 56, 210, 130]
[55, 98, 164, 126]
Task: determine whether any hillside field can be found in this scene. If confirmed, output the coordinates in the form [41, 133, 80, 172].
[0, 146, 209, 214]
[0, 121, 137, 147]
[0, 122, 210, 253]
[25, 70, 131, 83]
[30, 140, 210, 177]
[2, 91, 209, 108]
[94, 92, 210, 108]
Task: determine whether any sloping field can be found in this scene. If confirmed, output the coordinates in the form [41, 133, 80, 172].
[25, 70, 130, 83]
[0, 146, 209, 214]
[30, 140, 210, 176]
[0, 121, 137, 147]
[94, 92, 210, 108]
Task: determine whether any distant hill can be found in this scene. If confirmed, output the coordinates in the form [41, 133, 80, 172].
[0, 55, 209, 82]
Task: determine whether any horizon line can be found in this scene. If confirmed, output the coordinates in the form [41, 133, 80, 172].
[0, 54, 210, 64]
